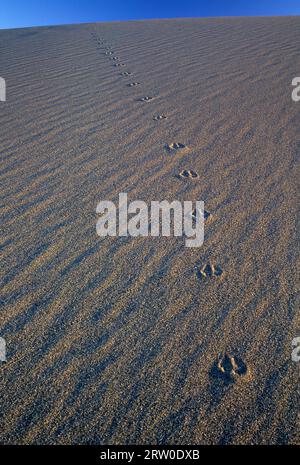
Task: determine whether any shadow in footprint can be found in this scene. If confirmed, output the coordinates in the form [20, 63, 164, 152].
[208, 353, 249, 411]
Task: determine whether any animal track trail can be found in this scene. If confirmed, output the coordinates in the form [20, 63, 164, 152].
[153, 115, 167, 121]
[178, 169, 198, 179]
[196, 263, 223, 280]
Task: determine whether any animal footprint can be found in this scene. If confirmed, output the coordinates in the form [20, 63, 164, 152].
[191, 208, 211, 221]
[178, 169, 198, 179]
[166, 142, 188, 152]
[110, 57, 120, 61]
[197, 263, 223, 280]
[127, 82, 140, 87]
[153, 115, 167, 121]
[105, 51, 114, 55]
[216, 353, 248, 381]
[140, 96, 153, 102]
[114, 63, 125, 67]
[120, 71, 132, 76]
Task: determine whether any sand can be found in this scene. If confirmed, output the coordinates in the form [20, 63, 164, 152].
[0, 16, 299, 445]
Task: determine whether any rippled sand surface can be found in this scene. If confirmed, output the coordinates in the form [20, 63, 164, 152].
[0, 17, 299, 444]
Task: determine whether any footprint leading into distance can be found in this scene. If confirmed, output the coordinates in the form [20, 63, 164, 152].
[140, 96, 154, 102]
[196, 263, 223, 280]
[178, 169, 198, 179]
[166, 142, 189, 153]
[153, 115, 167, 121]
[191, 208, 211, 221]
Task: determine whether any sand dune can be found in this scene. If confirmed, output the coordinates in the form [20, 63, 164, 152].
[0, 17, 299, 444]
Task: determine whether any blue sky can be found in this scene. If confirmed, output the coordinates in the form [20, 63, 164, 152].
[1, 0, 300, 29]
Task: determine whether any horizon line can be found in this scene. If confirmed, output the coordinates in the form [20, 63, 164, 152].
[1, 13, 300, 31]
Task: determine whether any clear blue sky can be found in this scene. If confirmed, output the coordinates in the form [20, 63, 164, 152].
[1, 0, 300, 29]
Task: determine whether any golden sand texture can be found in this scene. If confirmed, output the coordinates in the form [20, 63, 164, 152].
[0, 17, 299, 444]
